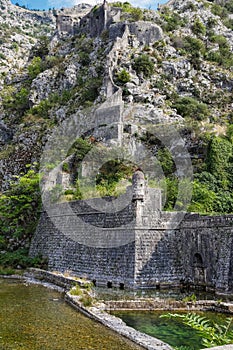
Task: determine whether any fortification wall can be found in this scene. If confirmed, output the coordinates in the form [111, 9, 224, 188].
[30, 194, 233, 291]
[134, 214, 233, 292]
[30, 199, 137, 288]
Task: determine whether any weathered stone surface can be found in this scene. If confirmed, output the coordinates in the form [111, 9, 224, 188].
[30, 175, 233, 293]
[128, 22, 163, 46]
[0, 121, 12, 145]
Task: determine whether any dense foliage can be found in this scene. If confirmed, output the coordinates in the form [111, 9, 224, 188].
[0, 168, 41, 245]
[0, 168, 43, 268]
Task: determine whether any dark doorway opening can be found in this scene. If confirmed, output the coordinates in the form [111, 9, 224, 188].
[193, 253, 206, 285]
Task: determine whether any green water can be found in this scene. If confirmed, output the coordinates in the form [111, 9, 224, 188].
[0, 279, 142, 350]
[112, 310, 233, 350]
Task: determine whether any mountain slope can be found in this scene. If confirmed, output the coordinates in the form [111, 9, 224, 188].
[0, 0, 232, 213]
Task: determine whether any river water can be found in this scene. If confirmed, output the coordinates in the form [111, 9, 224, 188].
[112, 310, 233, 350]
[0, 278, 142, 350]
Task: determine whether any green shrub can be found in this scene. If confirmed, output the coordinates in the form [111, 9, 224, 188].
[28, 56, 44, 80]
[70, 285, 82, 296]
[182, 294, 197, 302]
[159, 176, 179, 211]
[193, 170, 233, 214]
[115, 69, 131, 84]
[45, 55, 63, 69]
[223, 18, 233, 30]
[225, 0, 233, 12]
[80, 77, 102, 105]
[184, 36, 205, 56]
[189, 180, 217, 214]
[132, 54, 154, 78]
[182, 36, 205, 68]
[0, 249, 47, 269]
[28, 98, 54, 119]
[183, 2, 196, 11]
[206, 136, 232, 187]
[161, 11, 186, 32]
[226, 125, 233, 143]
[62, 162, 69, 172]
[2, 87, 29, 114]
[110, 2, 142, 21]
[130, 7, 143, 21]
[79, 51, 90, 65]
[80, 294, 93, 307]
[192, 19, 206, 36]
[206, 50, 223, 64]
[67, 138, 92, 159]
[211, 3, 228, 18]
[207, 34, 233, 66]
[31, 35, 49, 59]
[96, 159, 133, 197]
[11, 42, 18, 51]
[156, 148, 175, 176]
[0, 169, 41, 243]
[64, 189, 75, 195]
[173, 96, 209, 121]
[0, 267, 16, 275]
[207, 17, 218, 29]
[209, 34, 228, 47]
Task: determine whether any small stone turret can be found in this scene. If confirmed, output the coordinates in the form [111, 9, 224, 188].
[132, 169, 146, 201]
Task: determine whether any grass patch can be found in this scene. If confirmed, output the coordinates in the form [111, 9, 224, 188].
[0, 267, 16, 275]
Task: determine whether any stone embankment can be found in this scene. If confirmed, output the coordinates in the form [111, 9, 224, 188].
[105, 299, 233, 314]
[65, 293, 172, 350]
[24, 269, 233, 350]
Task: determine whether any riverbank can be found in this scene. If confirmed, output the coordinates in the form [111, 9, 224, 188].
[1, 268, 233, 350]
[25, 268, 173, 350]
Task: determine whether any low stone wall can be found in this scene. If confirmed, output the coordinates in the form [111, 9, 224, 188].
[23, 269, 233, 350]
[25, 268, 90, 290]
[105, 299, 233, 314]
[65, 293, 173, 350]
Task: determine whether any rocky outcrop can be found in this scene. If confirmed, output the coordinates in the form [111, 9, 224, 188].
[0, 0, 232, 190]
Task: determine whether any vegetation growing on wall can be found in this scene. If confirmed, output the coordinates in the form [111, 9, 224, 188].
[96, 159, 134, 197]
[110, 2, 143, 21]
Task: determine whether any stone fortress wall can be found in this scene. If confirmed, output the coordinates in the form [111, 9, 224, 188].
[54, 1, 162, 43]
[30, 3, 233, 293]
[30, 170, 233, 293]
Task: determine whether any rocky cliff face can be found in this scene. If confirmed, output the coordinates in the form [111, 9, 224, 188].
[0, 0, 232, 194]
